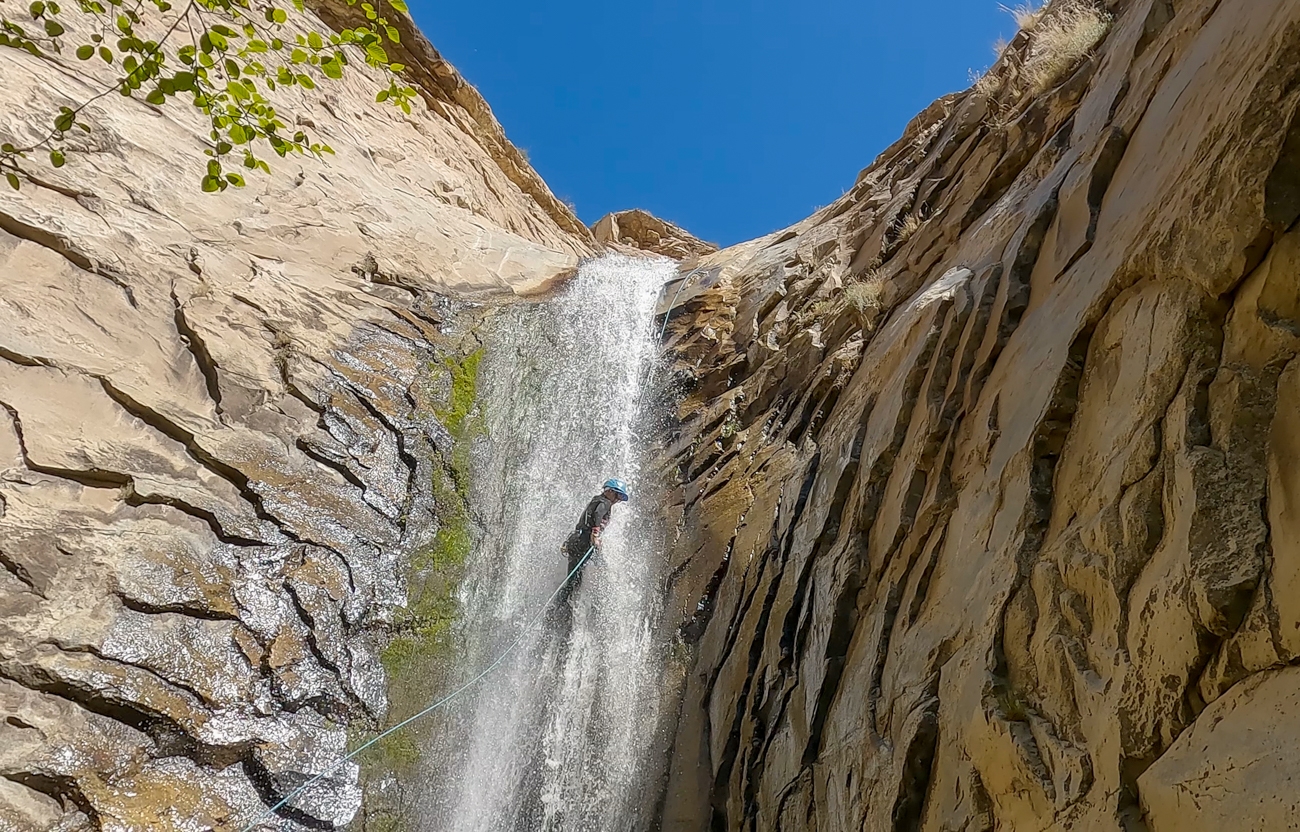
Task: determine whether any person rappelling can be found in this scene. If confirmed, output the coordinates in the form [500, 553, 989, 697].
[556, 478, 630, 612]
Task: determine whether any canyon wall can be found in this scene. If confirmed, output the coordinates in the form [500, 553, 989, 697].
[657, 0, 1300, 829]
[0, 1, 592, 827]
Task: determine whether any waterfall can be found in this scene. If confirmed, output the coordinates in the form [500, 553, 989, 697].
[423, 253, 677, 831]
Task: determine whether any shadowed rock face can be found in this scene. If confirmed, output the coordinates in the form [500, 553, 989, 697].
[0, 0, 591, 826]
[656, 0, 1300, 829]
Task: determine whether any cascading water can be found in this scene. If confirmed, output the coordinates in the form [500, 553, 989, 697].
[423, 253, 678, 831]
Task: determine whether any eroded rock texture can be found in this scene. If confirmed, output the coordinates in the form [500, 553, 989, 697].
[0, 1, 590, 826]
[657, 1, 1300, 829]
[593, 209, 719, 261]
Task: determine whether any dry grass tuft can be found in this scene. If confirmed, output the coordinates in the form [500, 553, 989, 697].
[845, 274, 887, 327]
[896, 213, 925, 244]
[1001, 1, 1045, 31]
[970, 66, 1004, 99]
[1022, 2, 1112, 93]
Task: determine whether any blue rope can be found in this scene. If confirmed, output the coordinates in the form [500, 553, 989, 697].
[235, 547, 595, 832]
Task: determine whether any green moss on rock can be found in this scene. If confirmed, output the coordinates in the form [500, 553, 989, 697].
[356, 346, 487, 831]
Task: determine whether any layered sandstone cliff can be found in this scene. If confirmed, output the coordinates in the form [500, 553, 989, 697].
[656, 0, 1300, 830]
[0, 1, 592, 827]
[5, 0, 1300, 828]
[592, 209, 719, 261]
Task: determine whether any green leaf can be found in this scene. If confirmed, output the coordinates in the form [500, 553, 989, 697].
[307, 31, 322, 49]
[145, 88, 165, 104]
[44, 19, 63, 35]
[48, 149, 65, 167]
[296, 73, 315, 89]
[321, 57, 342, 79]
[211, 24, 235, 37]
[206, 159, 221, 177]
[389, 62, 404, 72]
[225, 172, 244, 186]
[0, 143, 14, 153]
[201, 174, 220, 192]
[115, 13, 129, 31]
[375, 89, 388, 102]
[54, 110, 74, 131]
[271, 7, 286, 23]
[172, 71, 195, 91]
[29, 1, 46, 17]
[75, 43, 93, 59]
[385, 25, 399, 43]
[228, 80, 249, 99]
[290, 47, 307, 63]
[98, 45, 111, 62]
[216, 141, 232, 154]
[389, 0, 407, 12]
[248, 38, 267, 52]
[5, 173, 19, 191]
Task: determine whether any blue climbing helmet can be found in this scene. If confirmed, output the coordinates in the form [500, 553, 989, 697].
[603, 478, 631, 502]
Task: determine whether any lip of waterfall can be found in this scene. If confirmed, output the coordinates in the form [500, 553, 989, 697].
[421, 253, 680, 832]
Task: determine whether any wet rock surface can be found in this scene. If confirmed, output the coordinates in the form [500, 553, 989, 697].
[656, 0, 1300, 829]
[0, 0, 591, 825]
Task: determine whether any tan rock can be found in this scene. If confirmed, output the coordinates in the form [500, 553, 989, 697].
[655, 0, 1300, 829]
[0, 0, 591, 824]
[1140, 666, 1300, 831]
[592, 209, 719, 260]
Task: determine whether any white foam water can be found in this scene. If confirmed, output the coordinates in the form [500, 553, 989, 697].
[423, 253, 677, 832]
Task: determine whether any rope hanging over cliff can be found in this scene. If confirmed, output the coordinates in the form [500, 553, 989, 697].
[238, 269, 697, 831]
[234, 546, 595, 832]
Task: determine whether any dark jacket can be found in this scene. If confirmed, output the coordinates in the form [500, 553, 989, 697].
[564, 493, 614, 556]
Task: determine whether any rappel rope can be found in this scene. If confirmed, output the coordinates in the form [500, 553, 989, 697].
[657, 267, 701, 343]
[235, 547, 594, 832]
[236, 270, 699, 832]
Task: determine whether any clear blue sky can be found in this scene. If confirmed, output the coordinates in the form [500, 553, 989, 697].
[408, 1, 1022, 248]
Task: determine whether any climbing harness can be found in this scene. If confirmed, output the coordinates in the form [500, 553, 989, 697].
[234, 546, 595, 832]
[236, 269, 700, 830]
